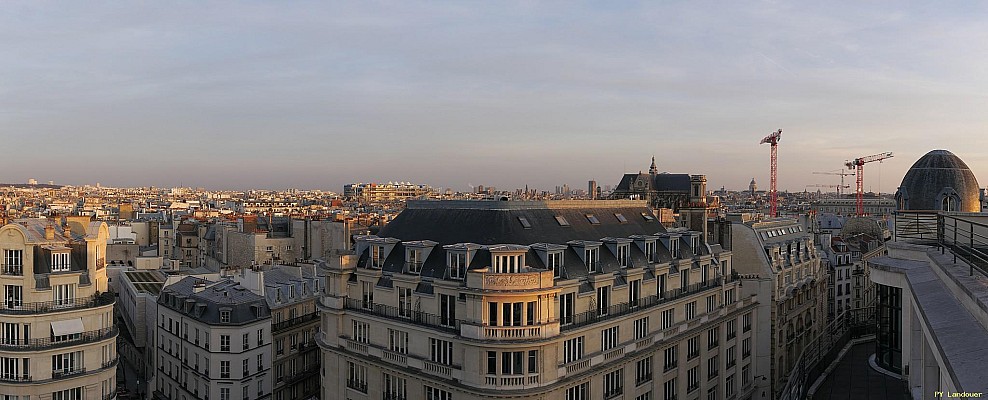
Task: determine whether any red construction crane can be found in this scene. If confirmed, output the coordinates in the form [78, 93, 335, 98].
[845, 152, 893, 215]
[812, 170, 855, 195]
[760, 129, 782, 217]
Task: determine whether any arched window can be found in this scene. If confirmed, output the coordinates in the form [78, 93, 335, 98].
[942, 196, 957, 211]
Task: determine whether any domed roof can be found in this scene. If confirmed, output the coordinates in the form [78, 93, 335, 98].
[896, 149, 980, 212]
[841, 216, 884, 239]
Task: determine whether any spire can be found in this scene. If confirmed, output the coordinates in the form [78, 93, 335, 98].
[649, 156, 657, 175]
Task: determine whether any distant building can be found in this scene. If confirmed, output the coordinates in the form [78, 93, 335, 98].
[343, 182, 433, 202]
[610, 157, 695, 211]
[895, 149, 980, 212]
[810, 198, 895, 217]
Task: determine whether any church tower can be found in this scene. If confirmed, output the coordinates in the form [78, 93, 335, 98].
[682, 175, 710, 242]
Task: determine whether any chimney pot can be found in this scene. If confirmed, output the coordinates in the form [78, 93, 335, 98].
[44, 224, 55, 240]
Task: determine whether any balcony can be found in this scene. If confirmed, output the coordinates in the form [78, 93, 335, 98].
[0, 373, 31, 382]
[343, 298, 459, 333]
[467, 269, 554, 291]
[563, 276, 729, 331]
[0, 326, 117, 351]
[346, 379, 368, 393]
[0, 292, 115, 315]
[1, 264, 23, 276]
[272, 311, 320, 333]
[52, 367, 86, 379]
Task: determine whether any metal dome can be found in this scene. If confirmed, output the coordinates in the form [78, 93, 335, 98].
[895, 150, 980, 212]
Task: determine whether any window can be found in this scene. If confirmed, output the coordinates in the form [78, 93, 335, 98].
[439, 294, 456, 328]
[220, 387, 230, 400]
[51, 387, 83, 400]
[560, 293, 575, 325]
[669, 239, 680, 259]
[548, 251, 563, 278]
[425, 386, 452, 400]
[257, 329, 263, 346]
[369, 245, 384, 269]
[727, 320, 736, 340]
[586, 214, 600, 225]
[725, 288, 736, 305]
[618, 244, 630, 267]
[726, 373, 736, 397]
[687, 366, 699, 392]
[220, 361, 230, 378]
[555, 216, 571, 226]
[430, 338, 453, 365]
[742, 338, 751, 358]
[243, 358, 249, 376]
[52, 284, 75, 307]
[389, 329, 409, 354]
[661, 308, 675, 329]
[642, 212, 655, 222]
[352, 321, 370, 343]
[727, 345, 737, 368]
[707, 355, 719, 379]
[407, 249, 423, 274]
[663, 345, 678, 371]
[51, 252, 70, 272]
[658, 273, 667, 298]
[645, 240, 656, 262]
[634, 317, 649, 339]
[742, 364, 751, 387]
[566, 382, 591, 400]
[707, 386, 718, 400]
[398, 287, 413, 318]
[346, 362, 368, 393]
[383, 373, 406, 400]
[663, 377, 677, 400]
[3, 285, 22, 308]
[685, 301, 697, 320]
[636, 356, 653, 385]
[596, 286, 610, 316]
[687, 336, 699, 360]
[448, 252, 466, 279]
[242, 333, 249, 350]
[706, 294, 717, 313]
[517, 216, 532, 229]
[51, 351, 83, 375]
[3, 250, 23, 275]
[257, 354, 263, 371]
[529, 350, 539, 373]
[585, 247, 599, 272]
[500, 351, 524, 375]
[563, 336, 585, 363]
[220, 335, 230, 352]
[707, 327, 719, 350]
[220, 310, 230, 323]
[493, 254, 523, 273]
[602, 326, 619, 351]
[603, 369, 623, 398]
[742, 312, 752, 332]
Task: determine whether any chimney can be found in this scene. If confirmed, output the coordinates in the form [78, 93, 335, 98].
[63, 224, 72, 239]
[45, 223, 55, 240]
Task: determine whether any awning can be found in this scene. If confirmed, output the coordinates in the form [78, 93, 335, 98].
[51, 318, 84, 337]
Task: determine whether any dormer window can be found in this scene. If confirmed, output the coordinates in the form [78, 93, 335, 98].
[669, 240, 680, 259]
[644, 241, 656, 262]
[371, 245, 384, 269]
[275, 288, 282, 303]
[547, 252, 563, 278]
[220, 309, 231, 323]
[585, 247, 599, 273]
[690, 236, 700, 254]
[289, 286, 296, 298]
[407, 249, 423, 274]
[617, 244, 630, 268]
[493, 254, 523, 273]
[51, 252, 70, 272]
[448, 252, 467, 280]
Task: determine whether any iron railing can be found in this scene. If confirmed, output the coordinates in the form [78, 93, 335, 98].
[894, 211, 988, 276]
[343, 298, 460, 333]
[564, 276, 732, 330]
[0, 326, 117, 351]
[1, 264, 23, 276]
[272, 311, 320, 333]
[0, 292, 115, 315]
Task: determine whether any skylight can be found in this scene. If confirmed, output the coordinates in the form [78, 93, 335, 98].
[641, 212, 655, 222]
[586, 214, 600, 224]
[614, 213, 627, 223]
[554, 216, 570, 226]
[518, 216, 532, 229]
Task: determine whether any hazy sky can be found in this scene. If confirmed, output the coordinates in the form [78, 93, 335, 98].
[3, 1, 988, 193]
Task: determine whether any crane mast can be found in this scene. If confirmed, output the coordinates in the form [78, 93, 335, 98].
[760, 129, 782, 217]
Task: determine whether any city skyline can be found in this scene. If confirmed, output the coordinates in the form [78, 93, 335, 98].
[4, 2, 987, 192]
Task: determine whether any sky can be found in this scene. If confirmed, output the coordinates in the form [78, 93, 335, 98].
[3, 1, 988, 193]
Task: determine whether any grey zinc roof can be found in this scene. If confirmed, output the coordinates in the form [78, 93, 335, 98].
[159, 276, 270, 325]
